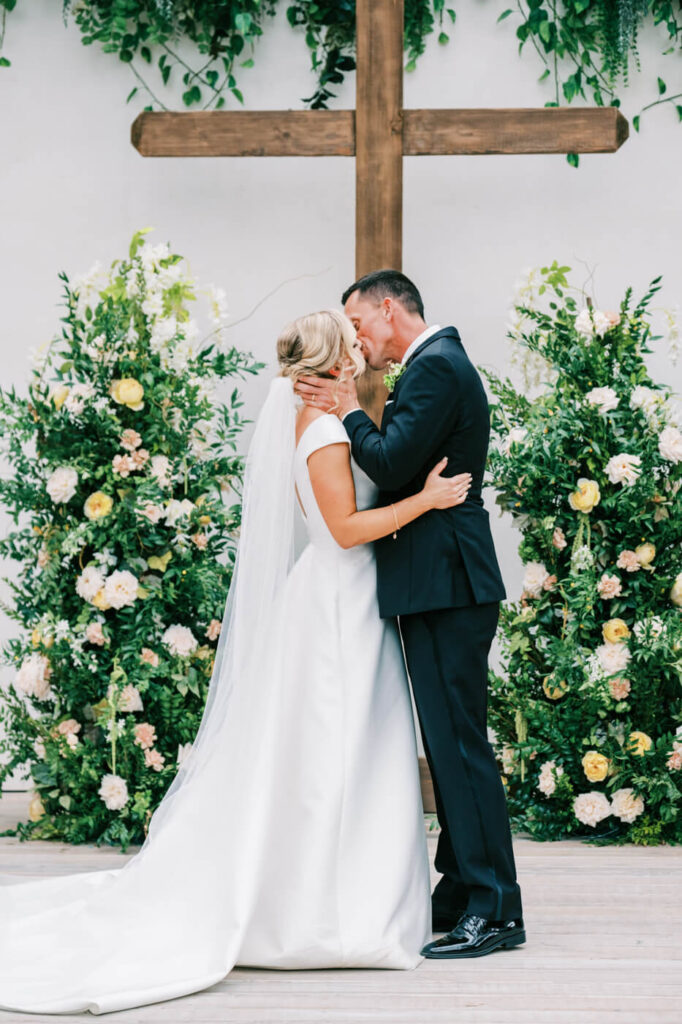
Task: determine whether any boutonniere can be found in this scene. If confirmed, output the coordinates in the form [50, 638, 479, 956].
[383, 361, 406, 393]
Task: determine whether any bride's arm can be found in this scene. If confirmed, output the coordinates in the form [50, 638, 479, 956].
[307, 443, 470, 550]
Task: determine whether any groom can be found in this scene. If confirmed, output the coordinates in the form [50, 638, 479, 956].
[295, 270, 524, 958]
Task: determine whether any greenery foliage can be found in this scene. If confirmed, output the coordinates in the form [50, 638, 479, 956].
[0, 230, 261, 850]
[486, 263, 682, 844]
[1, 1, 677, 137]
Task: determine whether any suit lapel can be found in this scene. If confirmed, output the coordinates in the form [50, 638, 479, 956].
[403, 326, 461, 369]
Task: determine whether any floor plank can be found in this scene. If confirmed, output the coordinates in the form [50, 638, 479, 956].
[0, 790, 679, 1024]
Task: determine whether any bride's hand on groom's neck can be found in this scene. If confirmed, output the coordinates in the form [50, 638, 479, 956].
[294, 374, 361, 420]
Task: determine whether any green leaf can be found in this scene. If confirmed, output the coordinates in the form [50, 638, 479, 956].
[497, 9, 513, 22]
[0, 57, 11, 68]
[633, 114, 640, 132]
[438, 32, 449, 45]
[657, 77, 666, 95]
[566, 152, 579, 168]
[59, 794, 72, 810]
[126, 87, 139, 104]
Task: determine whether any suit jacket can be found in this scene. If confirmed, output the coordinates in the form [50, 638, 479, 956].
[343, 326, 506, 618]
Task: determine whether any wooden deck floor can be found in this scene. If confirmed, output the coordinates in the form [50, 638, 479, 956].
[0, 791, 679, 1024]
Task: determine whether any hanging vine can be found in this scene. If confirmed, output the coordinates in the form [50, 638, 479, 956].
[0, 2, 680, 134]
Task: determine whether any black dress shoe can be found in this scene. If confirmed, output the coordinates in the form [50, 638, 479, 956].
[431, 908, 466, 932]
[421, 913, 526, 959]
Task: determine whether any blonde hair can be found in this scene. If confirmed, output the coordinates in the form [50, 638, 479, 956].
[277, 309, 365, 382]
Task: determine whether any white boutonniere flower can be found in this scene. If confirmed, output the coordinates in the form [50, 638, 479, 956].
[383, 361, 406, 393]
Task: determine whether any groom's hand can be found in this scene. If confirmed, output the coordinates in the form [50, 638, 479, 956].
[294, 374, 361, 420]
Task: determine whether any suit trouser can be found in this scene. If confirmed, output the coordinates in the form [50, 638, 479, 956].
[399, 602, 522, 922]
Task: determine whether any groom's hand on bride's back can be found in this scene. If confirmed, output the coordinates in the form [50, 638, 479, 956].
[294, 374, 361, 419]
[422, 459, 472, 510]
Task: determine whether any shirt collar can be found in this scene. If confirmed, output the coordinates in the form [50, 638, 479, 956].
[400, 324, 442, 366]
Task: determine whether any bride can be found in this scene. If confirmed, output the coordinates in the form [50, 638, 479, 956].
[0, 310, 471, 1015]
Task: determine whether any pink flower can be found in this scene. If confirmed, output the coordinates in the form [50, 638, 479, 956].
[191, 532, 208, 550]
[666, 750, 682, 771]
[144, 748, 165, 772]
[112, 453, 135, 478]
[597, 574, 622, 600]
[552, 527, 567, 551]
[205, 619, 221, 642]
[608, 677, 631, 701]
[120, 429, 142, 452]
[57, 718, 81, 737]
[131, 448, 150, 470]
[543, 575, 557, 592]
[140, 647, 159, 667]
[134, 722, 157, 750]
[85, 621, 106, 646]
[617, 550, 641, 573]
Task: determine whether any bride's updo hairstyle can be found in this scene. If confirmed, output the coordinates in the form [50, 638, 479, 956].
[277, 310, 365, 382]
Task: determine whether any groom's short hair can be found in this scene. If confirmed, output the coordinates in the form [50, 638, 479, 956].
[341, 270, 425, 320]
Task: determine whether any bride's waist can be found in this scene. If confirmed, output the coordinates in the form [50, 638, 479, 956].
[299, 539, 375, 568]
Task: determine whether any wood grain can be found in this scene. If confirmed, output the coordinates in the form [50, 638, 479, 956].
[403, 107, 629, 155]
[131, 110, 356, 157]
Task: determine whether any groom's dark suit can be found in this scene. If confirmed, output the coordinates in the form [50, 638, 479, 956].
[343, 326, 522, 923]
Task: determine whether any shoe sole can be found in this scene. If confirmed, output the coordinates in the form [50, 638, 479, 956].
[422, 931, 526, 959]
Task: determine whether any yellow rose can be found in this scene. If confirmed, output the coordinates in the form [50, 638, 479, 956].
[670, 573, 682, 607]
[628, 731, 653, 756]
[568, 478, 601, 513]
[28, 792, 45, 822]
[582, 750, 610, 783]
[111, 377, 144, 410]
[92, 588, 112, 611]
[542, 675, 569, 700]
[84, 491, 113, 521]
[602, 618, 630, 644]
[198, 515, 211, 526]
[30, 628, 54, 649]
[51, 385, 69, 410]
[147, 551, 173, 573]
[635, 542, 656, 567]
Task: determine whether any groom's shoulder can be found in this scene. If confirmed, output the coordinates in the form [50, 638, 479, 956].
[414, 326, 469, 370]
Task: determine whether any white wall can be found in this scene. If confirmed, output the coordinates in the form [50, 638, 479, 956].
[1, 2, 680, 704]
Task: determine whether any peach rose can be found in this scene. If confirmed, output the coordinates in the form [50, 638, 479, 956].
[120, 429, 142, 451]
[191, 532, 208, 550]
[597, 574, 622, 600]
[134, 722, 157, 750]
[205, 619, 221, 642]
[608, 677, 631, 700]
[144, 748, 165, 772]
[85, 621, 106, 646]
[552, 527, 567, 550]
[140, 647, 159, 667]
[617, 550, 641, 573]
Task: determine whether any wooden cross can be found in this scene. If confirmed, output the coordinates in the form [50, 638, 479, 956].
[132, 0, 627, 416]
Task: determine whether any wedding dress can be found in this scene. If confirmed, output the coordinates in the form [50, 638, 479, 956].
[0, 379, 431, 1015]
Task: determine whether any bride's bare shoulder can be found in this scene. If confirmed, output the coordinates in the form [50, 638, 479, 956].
[295, 406, 328, 446]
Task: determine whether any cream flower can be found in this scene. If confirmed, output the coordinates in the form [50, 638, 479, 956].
[569, 478, 601, 513]
[605, 453, 642, 487]
[28, 792, 45, 821]
[635, 542, 656, 567]
[46, 466, 78, 504]
[501, 427, 527, 456]
[144, 748, 165, 772]
[630, 385, 661, 414]
[522, 562, 550, 598]
[658, 426, 682, 464]
[573, 791, 612, 827]
[205, 619, 221, 642]
[611, 788, 644, 824]
[76, 565, 106, 603]
[50, 384, 69, 410]
[670, 573, 682, 607]
[140, 647, 160, 667]
[165, 498, 195, 526]
[585, 386, 619, 414]
[33, 737, 46, 759]
[136, 501, 165, 525]
[98, 773, 129, 811]
[162, 624, 198, 658]
[134, 722, 157, 750]
[537, 760, 563, 797]
[103, 570, 138, 609]
[582, 750, 610, 783]
[64, 382, 95, 416]
[628, 731, 653, 756]
[84, 491, 113, 521]
[149, 454, 171, 487]
[575, 309, 595, 337]
[596, 642, 631, 675]
[617, 550, 641, 573]
[120, 429, 142, 451]
[15, 653, 53, 700]
[111, 377, 144, 410]
[602, 618, 630, 644]
[118, 684, 143, 713]
[597, 574, 622, 600]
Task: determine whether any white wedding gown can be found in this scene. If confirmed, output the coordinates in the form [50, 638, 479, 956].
[0, 409, 431, 1015]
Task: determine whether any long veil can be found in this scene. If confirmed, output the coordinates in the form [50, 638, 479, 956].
[0, 377, 298, 1015]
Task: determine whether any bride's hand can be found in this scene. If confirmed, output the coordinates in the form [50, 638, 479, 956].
[422, 459, 471, 509]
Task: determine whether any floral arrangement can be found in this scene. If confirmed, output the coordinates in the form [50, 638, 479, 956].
[485, 263, 682, 844]
[0, 230, 261, 849]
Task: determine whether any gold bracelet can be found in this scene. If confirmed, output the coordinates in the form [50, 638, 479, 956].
[390, 503, 400, 540]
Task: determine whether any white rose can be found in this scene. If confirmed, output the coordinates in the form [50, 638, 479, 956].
[592, 311, 613, 337]
[522, 562, 550, 598]
[103, 570, 139, 610]
[149, 455, 171, 487]
[162, 624, 198, 658]
[575, 309, 594, 337]
[136, 501, 165, 524]
[585, 387, 619, 414]
[98, 773, 129, 811]
[64, 382, 95, 416]
[537, 760, 563, 798]
[15, 653, 52, 700]
[118, 683, 144, 713]
[605, 453, 642, 487]
[76, 565, 106, 602]
[573, 791, 612, 827]
[611, 787, 645, 824]
[46, 466, 78, 504]
[501, 427, 527, 456]
[596, 642, 631, 675]
[165, 498, 195, 526]
[658, 426, 682, 464]
[630, 385, 661, 414]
